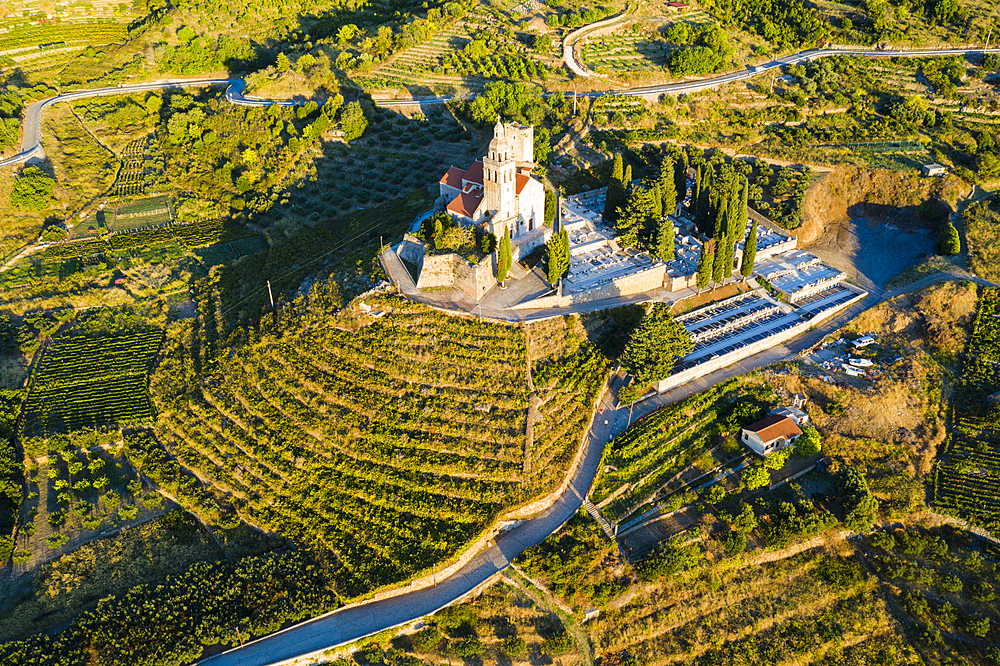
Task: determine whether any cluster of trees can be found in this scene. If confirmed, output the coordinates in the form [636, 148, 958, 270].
[666, 23, 734, 76]
[544, 7, 609, 28]
[707, 0, 828, 48]
[158, 31, 258, 74]
[864, 0, 966, 42]
[603, 152, 681, 261]
[0, 87, 23, 151]
[618, 303, 693, 400]
[546, 228, 569, 285]
[417, 213, 496, 262]
[0, 389, 23, 565]
[0, 552, 338, 666]
[689, 157, 753, 289]
[840, 465, 879, 533]
[10, 167, 55, 211]
[160, 89, 367, 215]
[968, 129, 1000, 180]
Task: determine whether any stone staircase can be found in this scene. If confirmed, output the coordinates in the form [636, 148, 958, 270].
[583, 498, 615, 540]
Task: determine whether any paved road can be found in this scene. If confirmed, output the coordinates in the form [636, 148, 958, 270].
[376, 46, 1000, 107]
[0, 78, 289, 167]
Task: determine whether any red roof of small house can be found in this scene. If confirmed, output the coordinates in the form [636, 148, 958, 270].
[742, 414, 802, 444]
[440, 166, 466, 189]
[446, 190, 483, 219]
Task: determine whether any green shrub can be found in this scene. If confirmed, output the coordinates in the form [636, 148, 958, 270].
[10, 167, 54, 210]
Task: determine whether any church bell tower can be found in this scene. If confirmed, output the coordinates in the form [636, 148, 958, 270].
[483, 118, 516, 229]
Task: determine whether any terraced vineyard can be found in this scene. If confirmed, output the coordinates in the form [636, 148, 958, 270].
[591, 377, 776, 523]
[528, 318, 609, 482]
[21, 328, 165, 437]
[581, 35, 670, 75]
[933, 287, 1000, 534]
[39, 218, 252, 262]
[152, 294, 605, 598]
[0, 21, 127, 55]
[110, 138, 147, 199]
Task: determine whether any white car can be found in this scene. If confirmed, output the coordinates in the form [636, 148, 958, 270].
[842, 364, 862, 377]
[852, 336, 875, 348]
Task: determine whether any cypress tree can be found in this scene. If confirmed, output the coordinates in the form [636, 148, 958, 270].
[696, 239, 715, 292]
[675, 150, 688, 203]
[693, 163, 702, 214]
[939, 221, 961, 255]
[656, 217, 675, 262]
[604, 153, 624, 225]
[651, 181, 663, 218]
[738, 176, 749, 230]
[546, 232, 569, 286]
[624, 164, 633, 197]
[660, 158, 677, 216]
[497, 227, 512, 286]
[697, 167, 712, 235]
[562, 228, 570, 271]
[741, 220, 757, 280]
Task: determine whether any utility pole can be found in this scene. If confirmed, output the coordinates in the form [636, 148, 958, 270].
[987, 27, 993, 50]
[267, 280, 274, 309]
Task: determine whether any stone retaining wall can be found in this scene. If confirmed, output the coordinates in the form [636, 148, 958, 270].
[513, 264, 665, 309]
[416, 252, 497, 300]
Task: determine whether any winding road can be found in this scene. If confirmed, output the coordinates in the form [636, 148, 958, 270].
[5, 46, 1000, 166]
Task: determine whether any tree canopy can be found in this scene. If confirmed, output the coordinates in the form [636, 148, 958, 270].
[10, 167, 55, 211]
[619, 304, 693, 389]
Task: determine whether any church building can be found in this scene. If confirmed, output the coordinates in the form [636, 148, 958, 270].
[438, 119, 548, 260]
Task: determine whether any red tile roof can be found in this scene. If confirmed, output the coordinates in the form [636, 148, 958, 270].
[515, 173, 533, 195]
[440, 166, 466, 189]
[743, 414, 802, 443]
[446, 191, 483, 219]
[464, 160, 484, 185]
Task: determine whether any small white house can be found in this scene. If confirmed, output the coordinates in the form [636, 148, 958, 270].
[740, 414, 803, 456]
[921, 163, 948, 177]
[769, 405, 810, 426]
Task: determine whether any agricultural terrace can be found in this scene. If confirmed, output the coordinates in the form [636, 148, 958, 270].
[589, 540, 988, 665]
[0, 19, 128, 72]
[109, 139, 149, 201]
[592, 376, 777, 524]
[20, 325, 164, 438]
[11, 430, 173, 576]
[152, 294, 606, 598]
[526, 316, 609, 479]
[934, 287, 1000, 535]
